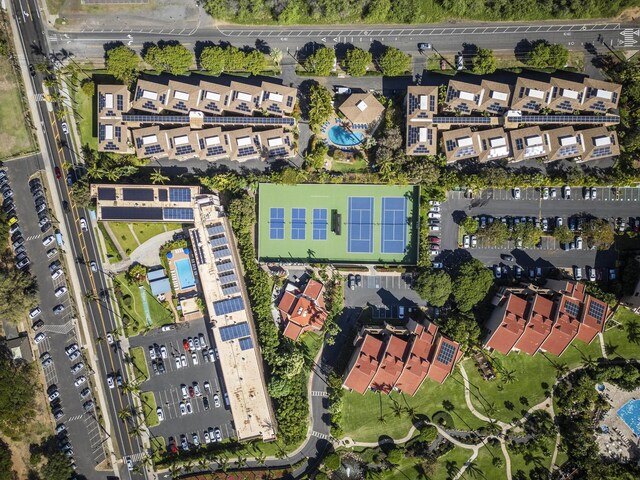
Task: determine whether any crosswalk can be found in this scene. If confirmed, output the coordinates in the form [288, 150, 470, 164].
[128, 452, 147, 462]
[35, 93, 46, 102]
[67, 414, 84, 422]
[311, 391, 328, 397]
[24, 234, 42, 241]
[311, 431, 331, 440]
[43, 319, 75, 335]
[620, 29, 639, 47]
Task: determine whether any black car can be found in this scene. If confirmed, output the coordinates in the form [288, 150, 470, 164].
[203, 396, 210, 410]
[355, 274, 362, 287]
[28, 64, 35, 76]
[62, 200, 70, 213]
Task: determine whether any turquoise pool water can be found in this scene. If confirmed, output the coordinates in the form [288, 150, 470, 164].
[175, 258, 196, 290]
[328, 125, 364, 147]
[617, 399, 640, 435]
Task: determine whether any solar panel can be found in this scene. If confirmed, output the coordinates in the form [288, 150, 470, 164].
[101, 206, 163, 221]
[436, 342, 456, 365]
[98, 187, 116, 200]
[202, 116, 295, 126]
[122, 188, 154, 201]
[291, 208, 306, 240]
[221, 283, 240, 296]
[565, 300, 581, 318]
[587, 301, 606, 324]
[590, 146, 613, 158]
[219, 271, 238, 283]
[213, 296, 245, 316]
[216, 260, 234, 272]
[158, 189, 168, 202]
[239, 337, 254, 350]
[312, 208, 327, 241]
[169, 187, 192, 203]
[432, 116, 491, 124]
[219, 321, 250, 341]
[506, 115, 620, 124]
[208, 224, 225, 236]
[212, 247, 231, 259]
[117, 95, 123, 111]
[210, 235, 227, 247]
[123, 115, 190, 124]
[163, 208, 194, 221]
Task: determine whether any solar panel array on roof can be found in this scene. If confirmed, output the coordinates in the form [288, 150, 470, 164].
[123, 115, 190, 124]
[210, 235, 228, 247]
[208, 224, 225, 236]
[216, 260, 234, 272]
[219, 271, 238, 283]
[163, 208, 194, 221]
[169, 187, 192, 202]
[436, 342, 456, 365]
[588, 301, 606, 323]
[506, 115, 620, 124]
[122, 188, 154, 201]
[98, 187, 116, 200]
[158, 189, 168, 202]
[565, 300, 581, 318]
[203, 116, 295, 126]
[222, 284, 241, 296]
[212, 247, 231, 259]
[239, 337, 254, 351]
[432, 116, 491, 124]
[219, 321, 250, 341]
[101, 206, 164, 221]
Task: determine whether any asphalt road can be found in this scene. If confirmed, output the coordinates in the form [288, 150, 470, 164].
[128, 320, 235, 451]
[47, 21, 639, 64]
[11, 0, 148, 477]
[4, 155, 107, 474]
[436, 187, 640, 275]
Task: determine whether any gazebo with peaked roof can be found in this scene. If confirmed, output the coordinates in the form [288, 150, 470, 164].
[339, 93, 385, 126]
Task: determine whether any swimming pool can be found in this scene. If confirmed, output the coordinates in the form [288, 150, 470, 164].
[175, 258, 196, 290]
[617, 399, 640, 435]
[328, 125, 364, 147]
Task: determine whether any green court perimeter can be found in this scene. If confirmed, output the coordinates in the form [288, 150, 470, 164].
[257, 183, 420, 264]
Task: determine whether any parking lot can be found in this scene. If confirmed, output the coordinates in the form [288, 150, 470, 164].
[343, 273, 424, 310]
[437, 186, 640, 274]
[129, 317, 234, 451]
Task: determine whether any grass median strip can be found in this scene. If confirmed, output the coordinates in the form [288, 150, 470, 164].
[130, 346, 149, 383]
[141, 391, 159, 427]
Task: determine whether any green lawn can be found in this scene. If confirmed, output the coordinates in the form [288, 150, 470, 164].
[108, 222, 179, 256]
[508, 435, 555, 479]
[331, 158, 368, 173]
[300, 331, 324, 363]
[97, 222, 123, 263]
[474, 444, 507, 480]
[603, 308, 640, 360]
[115, 273, 175, 337]
[463, 338, 603, 424]
[432, 446, 474, 480]
[342, 369, 487, 443]
[72, 79, 97, 150]
[141, 391, 159, 427]
[130, 346, 149, 383]
[0, 57, 35, 159]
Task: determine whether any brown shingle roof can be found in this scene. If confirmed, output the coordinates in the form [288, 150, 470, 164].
[578, 127, 620, 162]
[509, 126, 549, 162]
[441, 127, 480, 162]
[339, 93, 384, 125]
[511, 78, 552, 112]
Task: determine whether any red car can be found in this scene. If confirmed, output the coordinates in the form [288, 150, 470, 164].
[55, 167, 62, 179]
[188, 386, 195, 399]
[183, 339, 189, 351]
[428, 236, 441, 244]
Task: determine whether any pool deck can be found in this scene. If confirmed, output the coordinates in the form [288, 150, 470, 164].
[595, 382, 640, 461]
[320, 116, 369, 151]
[167, 248, 203, 322]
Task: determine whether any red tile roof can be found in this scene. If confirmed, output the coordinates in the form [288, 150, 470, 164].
[513, 294, 554, 355]
[395, 322, 438, 395]
[370, 336, 409, 393]
[427, 336, 460, 384]
[278, 280, 328, 341]
[540, 296, 579, 356]
[485, 294, 528, 354]
[577, 296, 608, 343]
[343, 335, 385, 394]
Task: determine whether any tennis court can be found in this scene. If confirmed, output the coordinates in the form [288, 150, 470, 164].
[258, 183, 420, 264]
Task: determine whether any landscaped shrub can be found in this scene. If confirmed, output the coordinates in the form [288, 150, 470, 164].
[432, 411, 454, 429]
[122, 295, 132, 307]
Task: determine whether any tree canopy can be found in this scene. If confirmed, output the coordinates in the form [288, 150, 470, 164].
[0, 345, 37, 437]
[553, 224, 574, 244]
[0, 268, 38, 322]
[105, 46, 140, 85]
[414, 269, 452, 307]
[378, 47, 411, 76]
[478, 221, 509, 247]
[528, 42, 569, 69]
[512, 223, 543, 249]
[439, 311, 481, 350]
[0, 440, 13, 480]
[452, 259, 494, 311]
[307, 84, 334, 130]
[143, 43, 193, 75]
[461, 216, 478, 235]
[344, 47, 372, 76]
[471, 48, 497, 74]
[304, 47, 336, 76]
[583, 218, 614, 250]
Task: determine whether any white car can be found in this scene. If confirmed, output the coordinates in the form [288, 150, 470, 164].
[149, 345, 156, 360]
[61, 121, 69, 135]
[513, 188, 521, 199]
[563, 186, 571, 199]
[107, 375, 114, 389]
[204, 381, 211, 394]
[160, 345, 167, 359]
[204, 431, 211, 443]
[68, 350, 81, 361]
[213, 394, 221, 408]
[157, 407, 164, 422]
[470, 235, 477, 248]
[494, 265, 502, 279]
[106, 333, 114, 344]
[576, 236, 583, 250]
[192, 352, 198, 365]
[74, 376, 87, 387]
[161, 324, 175, 332]
[542, 187, 549, 200]
[463, 235, 470, 248]
[188, 337, 194, 351]
[42, 235, 55, 247]
[427, 212, 441, 219]
[29, 307, 42, 319]
[80, 218, 88, 231]
[574, 266, 583, 281]
[90, 261, 98, 272]
[181, 354, 187, 367]
[193, 337, 201, 351]
[126, 456, 133, 471]
[185, 401, 193, 414]
[46, 248, 58, 259]
[181, 384, 188, 399]
[193, 382, 201, 397]
[588, 266, 596, 282]
[175, 357, 182, 369]
[179, 402, 186, 416]
[54, 286, 68, 298]
[71, 363, 84, 374]
[34, 332, 46, 344]
[199, 333, 206, 347]
[51, 269, 63, 280]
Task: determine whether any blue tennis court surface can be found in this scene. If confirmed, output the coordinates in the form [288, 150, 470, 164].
[269, 207, 285, 240]
[348, 197, 374, 253]
[291, 208, 306, 240]
[313, 208, 328, 240]
[381, 197, 407, 254]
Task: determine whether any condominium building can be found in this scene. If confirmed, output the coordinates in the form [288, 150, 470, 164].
[405, 86, 438, 156]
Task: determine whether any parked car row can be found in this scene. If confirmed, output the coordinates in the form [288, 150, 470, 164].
[427, 201, 442, 255]
[514, 186, 575, 200]
[2, 170, 31, 270]
[180, 334, 217, 365]
[50, 407, 77, 469]
[347, 273, 362, 289]
[169, 427, 223, 453]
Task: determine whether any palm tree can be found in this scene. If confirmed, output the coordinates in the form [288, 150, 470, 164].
[84, 291, 99, 302]
[391, 401, 404, 418]
[218, 455, 229, 473]
[501, 369, 517, 385]
[254, 451, 266, 466]
[118, 408, 132, 422]
[127, 424, 145, 437]
[181, 460, 194, 473]
[197, 457, 209, 471]
[150, 168, 170, 185]
[484, 401, 497, 417]
[554, 362, 569, 379]
[55, 108, 67, 121]
[464, 460, 484, 479]
[270, 48, 283, 66]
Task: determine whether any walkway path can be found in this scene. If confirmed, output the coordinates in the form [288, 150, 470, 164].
[102, 230, 180, 274]
[103, 222, 128, 261]
[453, 448, 478, 480]
[500, 438, 513, 480]
[459, 365, 510, 429]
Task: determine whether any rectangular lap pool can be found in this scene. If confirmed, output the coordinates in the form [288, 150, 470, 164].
[617, 399, 640, 436]
[175, 258, 196, 290]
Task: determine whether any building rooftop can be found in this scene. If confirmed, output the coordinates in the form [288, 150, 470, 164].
[513, 294, 554, 355]
[445, 80, 484, 115]
[579, 127, 620, 162]
[476, 127, 511, 162]
[132, 79, 170, 113]
[478, 80, 512, 114]
[132, 125, 169, 159]
[407, 86, 438, 121]
[370, 335, 409, 393]
[278, 279, 327, 341]
[442, 127, 481, 162]
[583, 78, 621, 112]
[395, 321, 438, 396]
[339, 93, 385, 125]
[540, 295, 580, 356]
[546, 126, 583, 162]
[485, 293, 529, 354]
[509, 126, 550, 162]
[511, 78, 553, 112]
[228, 82, 264, 115]
[548, 77, 586, 112]
[260, 82, 297, 116]
[427, 336, 460, 384]
[343, 335, 385, 394]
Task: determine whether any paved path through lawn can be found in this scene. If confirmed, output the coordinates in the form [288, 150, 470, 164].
[459, 365, 510, 429]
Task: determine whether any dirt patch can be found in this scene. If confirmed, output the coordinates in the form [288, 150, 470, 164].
[615, 7, 640, 22]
